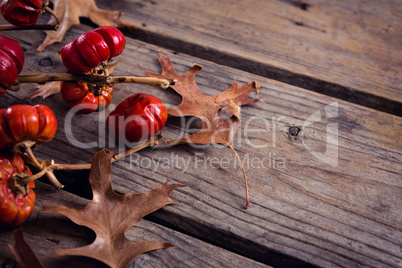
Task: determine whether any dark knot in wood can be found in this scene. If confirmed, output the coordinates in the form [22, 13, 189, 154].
[288, 126, 301, 136]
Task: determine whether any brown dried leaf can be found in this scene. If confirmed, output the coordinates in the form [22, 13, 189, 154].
[9, 228, 45, 268]
[37, 0, 122, 51]
[24, 81, 61, 100]
[144, 51, 262, 146]
[43, 149, 185, 268]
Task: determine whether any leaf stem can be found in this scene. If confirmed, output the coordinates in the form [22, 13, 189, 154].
[226, 143, 250, 209]
[13, 73, 175, 89]
[43, 6, 60, 29]
[112, 138, 157, 162]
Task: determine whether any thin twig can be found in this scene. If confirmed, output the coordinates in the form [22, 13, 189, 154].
[49, 163, 91, 171]
[21, 146, 63, 189]
[14, 73, 175, 89]
[0, 24, 58, 31]
[48, 137, 158, 171]
[111, 76, 176, 89]
[13, 136, 159, 190]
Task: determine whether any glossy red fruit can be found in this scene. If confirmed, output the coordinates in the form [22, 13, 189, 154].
[0, 151, 35, 229]
[107, 93, 168, 144]
[0, 0, 45, 27]
[0, 35, 24, 97]
[94, 26, 126, 58]
[61, 26, 126, 74]
[61, 81, 114, 114]
[0, 104, 57, 150]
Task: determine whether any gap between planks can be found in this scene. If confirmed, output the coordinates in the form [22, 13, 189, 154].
[99, 0, 402, 117]
[119, 26, 402, 117]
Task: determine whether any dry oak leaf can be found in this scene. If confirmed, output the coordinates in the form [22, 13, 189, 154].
[37, 0, 122, 51]
[144, 52, 262, 146]
[43, 149, 185, 268]
[24, 81, 61, 100]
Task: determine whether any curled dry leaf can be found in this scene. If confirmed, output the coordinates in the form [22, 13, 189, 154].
[43, 149, 185, 268]
[37, 0, 122, 51]
[144, 51, 262, 146]
[9, 228, 45, 268]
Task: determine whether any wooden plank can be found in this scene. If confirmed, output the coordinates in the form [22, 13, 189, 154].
[100, 0, 402, 115]
[0, 182, 270, 268]
[1, 24, 401, 268]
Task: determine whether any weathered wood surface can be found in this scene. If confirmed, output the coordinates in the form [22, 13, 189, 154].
[0, 5, 401, 268]
[101, 0, 402, 115]
[0, 182, 270, 268]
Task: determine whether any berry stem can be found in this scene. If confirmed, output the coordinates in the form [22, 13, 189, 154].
[48, 136, 159, 171]
[14, 137, 160, 188]
[17, 144, 63, 189]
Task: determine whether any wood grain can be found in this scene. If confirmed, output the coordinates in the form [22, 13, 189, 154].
[0, 18, 401, 268]
[101, 0, 401, 115]
[0, 182, 269, 268]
